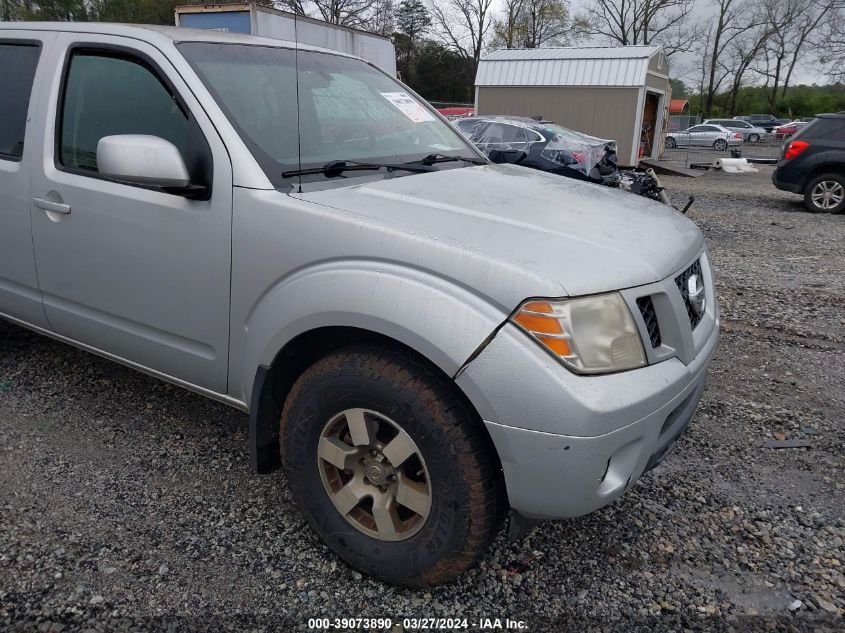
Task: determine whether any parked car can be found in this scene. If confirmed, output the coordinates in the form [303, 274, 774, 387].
[0, 22, 719, 586]
[453, 116, 621, 185]
[774, 120, 809, 139]
[665, 124, 744, 150]
[436, 106, 475, 119]
[453, 116, 677, 203]
[773, 113, 845, 213]
[704, 119, 768, 143]
[738, 114, 782, 132]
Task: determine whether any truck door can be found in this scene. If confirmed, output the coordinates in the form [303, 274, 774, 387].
[0, 33, 52, 328]
[29, 33, 233, 393]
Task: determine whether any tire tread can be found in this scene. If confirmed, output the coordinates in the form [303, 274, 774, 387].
[279, 344, 505, 586]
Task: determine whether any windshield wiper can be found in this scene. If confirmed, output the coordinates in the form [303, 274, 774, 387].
[282, 159, 435, 179]
[410, 153, 488, 166]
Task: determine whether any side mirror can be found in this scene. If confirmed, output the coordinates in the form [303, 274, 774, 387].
[97, 135, 198, 194]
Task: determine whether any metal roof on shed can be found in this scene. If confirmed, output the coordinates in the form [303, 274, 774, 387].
[475, 46, 662, 88]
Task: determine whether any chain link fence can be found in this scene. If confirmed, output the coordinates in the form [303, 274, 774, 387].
[661, 115, 787, 166]
[667, 114, 702, 131]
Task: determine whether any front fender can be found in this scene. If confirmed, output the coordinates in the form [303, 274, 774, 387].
[231, 260, 507, 403]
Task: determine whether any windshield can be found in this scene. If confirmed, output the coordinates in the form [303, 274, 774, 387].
[179, 43, 478, 186]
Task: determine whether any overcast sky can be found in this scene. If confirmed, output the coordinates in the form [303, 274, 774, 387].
[556, 0, 830, 86]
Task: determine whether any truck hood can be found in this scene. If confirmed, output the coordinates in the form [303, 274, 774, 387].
[297, 164, 704, 301]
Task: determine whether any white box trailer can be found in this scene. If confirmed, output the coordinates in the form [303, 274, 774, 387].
[175, 3, 397, 75]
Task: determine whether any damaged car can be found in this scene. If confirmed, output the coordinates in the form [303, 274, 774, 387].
[453, 115, 621, 185]
[454, 116, 671, 204]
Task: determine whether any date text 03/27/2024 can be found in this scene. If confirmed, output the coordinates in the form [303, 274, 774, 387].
[307, 618, 529, 630]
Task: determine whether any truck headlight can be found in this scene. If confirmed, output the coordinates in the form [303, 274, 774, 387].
[511, 294, 647, 374]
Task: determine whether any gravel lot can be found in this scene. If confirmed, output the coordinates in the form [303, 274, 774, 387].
[1, 166, 843, 632]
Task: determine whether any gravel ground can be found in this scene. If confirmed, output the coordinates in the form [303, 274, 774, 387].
[1, 166, 843, 632]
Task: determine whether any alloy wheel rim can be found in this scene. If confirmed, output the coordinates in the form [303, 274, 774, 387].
[811, 181, 844, 209]
[317, 408, 432, 541]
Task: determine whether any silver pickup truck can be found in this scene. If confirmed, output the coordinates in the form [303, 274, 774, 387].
[0, 23, 719, 586]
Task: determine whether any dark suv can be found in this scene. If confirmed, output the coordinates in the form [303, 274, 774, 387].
[772, 113, 845, 214]
[741, 114, 784, 132]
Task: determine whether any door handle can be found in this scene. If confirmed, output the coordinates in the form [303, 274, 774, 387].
[33, 197, 71, 215]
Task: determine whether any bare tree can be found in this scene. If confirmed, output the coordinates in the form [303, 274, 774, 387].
[309, 0, 376, 26]
[723, 24, 770, 114]
[780, 0, 840, 96]
[521, 0, 573, 47]
[492, 0, 527, 48]
[579, 0, 697, 56]
[272, 0, 395, 32]
[368, 0, 395, 35]
[698, 0, 761, 116]
[429, 0, 495, 75]
[492, 0, 573, 48]
[816, 7, 845, 81]
[748, 0, 840, 110]
[272, 0, 310, 15]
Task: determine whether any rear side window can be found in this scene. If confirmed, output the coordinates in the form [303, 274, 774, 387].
[803, 118, 845, 141]
[59, 51, 188, 172]
[0, 43, 41, 161]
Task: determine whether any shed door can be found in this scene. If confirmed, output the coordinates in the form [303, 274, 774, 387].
[641, 93, 659, 157]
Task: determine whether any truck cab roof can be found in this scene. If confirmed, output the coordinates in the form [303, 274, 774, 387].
[0, 21, 357, 60]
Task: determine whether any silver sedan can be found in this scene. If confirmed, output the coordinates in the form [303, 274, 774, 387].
[704, 119, 769, 143]
[665, 124, 744, 150]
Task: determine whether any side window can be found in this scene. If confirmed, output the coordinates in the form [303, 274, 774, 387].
[456, 118, 481, 137]
[830, 121, 845, 141]
[59, 51, 188, 174]
[493, 124, 529, 151]
[809, 118, 845, 141]
[466, 121, 491, 141]
[500, 124, 528, 144]
[0, 43, 41, 161]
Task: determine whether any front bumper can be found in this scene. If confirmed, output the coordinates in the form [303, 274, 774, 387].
[456, 256, 720, 520]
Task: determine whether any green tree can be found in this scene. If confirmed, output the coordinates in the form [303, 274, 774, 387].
[14, 0, 88, 21]
[408, 39, 474, 103]
[395, 0, 431, 82]
[689, 83, 845, 118]
[669, 78, 688, 99]
[88, 0, 181, 25]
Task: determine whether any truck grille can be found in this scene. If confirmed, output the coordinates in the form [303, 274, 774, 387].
[675, 259, 705, 330]
[636, 296, 662, 348]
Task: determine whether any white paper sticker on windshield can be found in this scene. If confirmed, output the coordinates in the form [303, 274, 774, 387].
[381, 92, 435, 123]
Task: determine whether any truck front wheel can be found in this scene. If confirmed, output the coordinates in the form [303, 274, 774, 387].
[279, 345, 505, 586]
